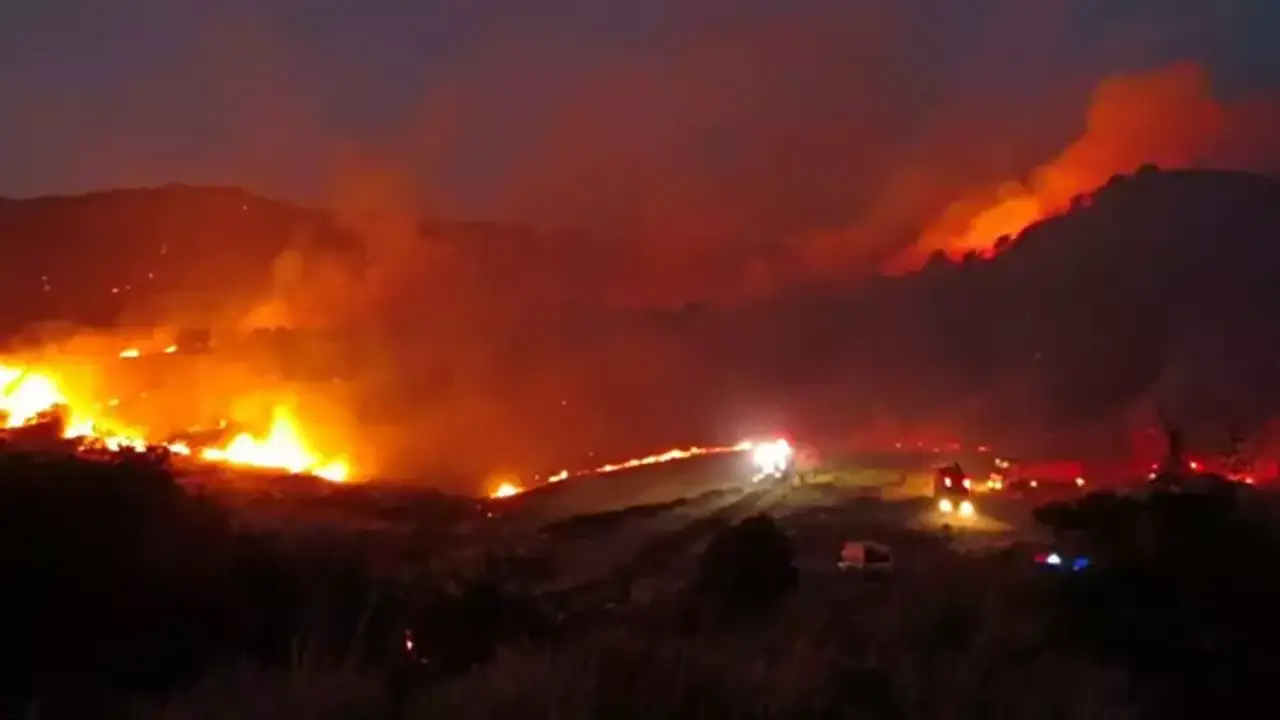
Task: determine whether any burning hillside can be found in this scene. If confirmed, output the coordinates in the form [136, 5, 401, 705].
[0, 358, 350, 482]
[888, 63, 1242, 272]
[1, 48, 1278, 488]
[6, 167, 1280, 485]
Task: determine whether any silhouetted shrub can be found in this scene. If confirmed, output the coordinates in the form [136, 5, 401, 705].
[0, 450, 407, 715]
[694, 513, 797, 613]
[1035, 488, 1280, 717]
[404, 573, 555, 677]
[0, 452, 236, 711]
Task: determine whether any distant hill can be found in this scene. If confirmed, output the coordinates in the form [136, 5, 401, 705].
[4, 168, 1280, 474]
[704, 168, 1280, 455]
[0, 184, 602, 337]
[0, 185, 351, 333]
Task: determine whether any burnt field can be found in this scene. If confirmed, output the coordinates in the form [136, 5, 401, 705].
[162, 450, 1123, 613]
[176, 450, 1039, 578]
[3, 446, 1278, 719]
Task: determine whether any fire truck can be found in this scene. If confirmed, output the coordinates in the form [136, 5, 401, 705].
[933, 462, 975, 517]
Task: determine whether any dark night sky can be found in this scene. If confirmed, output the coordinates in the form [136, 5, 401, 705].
[2, 0, 1278, 215]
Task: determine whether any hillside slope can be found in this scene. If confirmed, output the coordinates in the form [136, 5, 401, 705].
[715, 168, 1280, 452]
[3, 168, 1279, 473]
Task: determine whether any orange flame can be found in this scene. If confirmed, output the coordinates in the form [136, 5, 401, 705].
[0, 360, 351, 482]
[589, 441, 754, 475]
[494, 439, 759, 498]
[199, 407, 350, 482]
[0, 366, 67, 427]
[485, 441, 758, 498]
[490, 481, 522, 499]
[894, 62, 1226, 270]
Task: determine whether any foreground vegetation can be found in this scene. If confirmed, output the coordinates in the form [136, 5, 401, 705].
[2, 449, 1277, 719]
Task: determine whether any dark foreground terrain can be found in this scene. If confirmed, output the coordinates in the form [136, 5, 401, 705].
[2, 448, 1278, 720]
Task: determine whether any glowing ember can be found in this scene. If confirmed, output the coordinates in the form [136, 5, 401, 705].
[119, 348, 141, 359]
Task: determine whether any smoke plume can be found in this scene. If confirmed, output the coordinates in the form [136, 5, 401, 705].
[891, 62, 1231, 271]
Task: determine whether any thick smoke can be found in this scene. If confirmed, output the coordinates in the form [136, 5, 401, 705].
[893, 63, 1231, 271]
[6, 1, 1280, 486]
[251, 51, 1280, 484]
[188, 61, 1280, 488]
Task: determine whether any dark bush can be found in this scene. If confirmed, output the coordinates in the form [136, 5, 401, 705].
[403, 571, 557, 678]
[1034, 487, 1280, 717]
[694, 513, 797, 614]
[0, 451, 407, 715]
[0, 452, 237, 711]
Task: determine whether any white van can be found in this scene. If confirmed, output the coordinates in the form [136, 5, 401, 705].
[837, 540, 894, 573]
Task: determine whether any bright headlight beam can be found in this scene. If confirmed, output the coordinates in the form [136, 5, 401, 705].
[750, 438, 793, 478]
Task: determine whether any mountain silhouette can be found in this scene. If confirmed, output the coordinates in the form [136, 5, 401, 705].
[732, 167, 1280, 456]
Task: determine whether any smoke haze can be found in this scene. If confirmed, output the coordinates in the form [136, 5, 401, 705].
[4, 0, 1280, 487]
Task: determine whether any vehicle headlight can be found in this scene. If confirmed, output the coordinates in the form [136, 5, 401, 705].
[937, 498, 954, 513]
[750, 438, 793, 476]
[958, 500, 975, 517]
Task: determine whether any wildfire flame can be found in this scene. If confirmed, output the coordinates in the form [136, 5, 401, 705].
[490, 481, 522, 499]
[0, 365, 67, 427]
[591, 441, 754, 474]
[487, 440, 759, 499]
[0, 361, 351, 482]
[198, 407, 350, 483]
[893, 63, 1228, 271]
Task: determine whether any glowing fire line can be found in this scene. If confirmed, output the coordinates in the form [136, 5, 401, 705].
[488, 440, 756, 499]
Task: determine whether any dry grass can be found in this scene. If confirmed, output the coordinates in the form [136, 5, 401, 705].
[135, 557, 1138, 720]
[139, 623, 1135, 720]
[137, 664, 389, 720]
